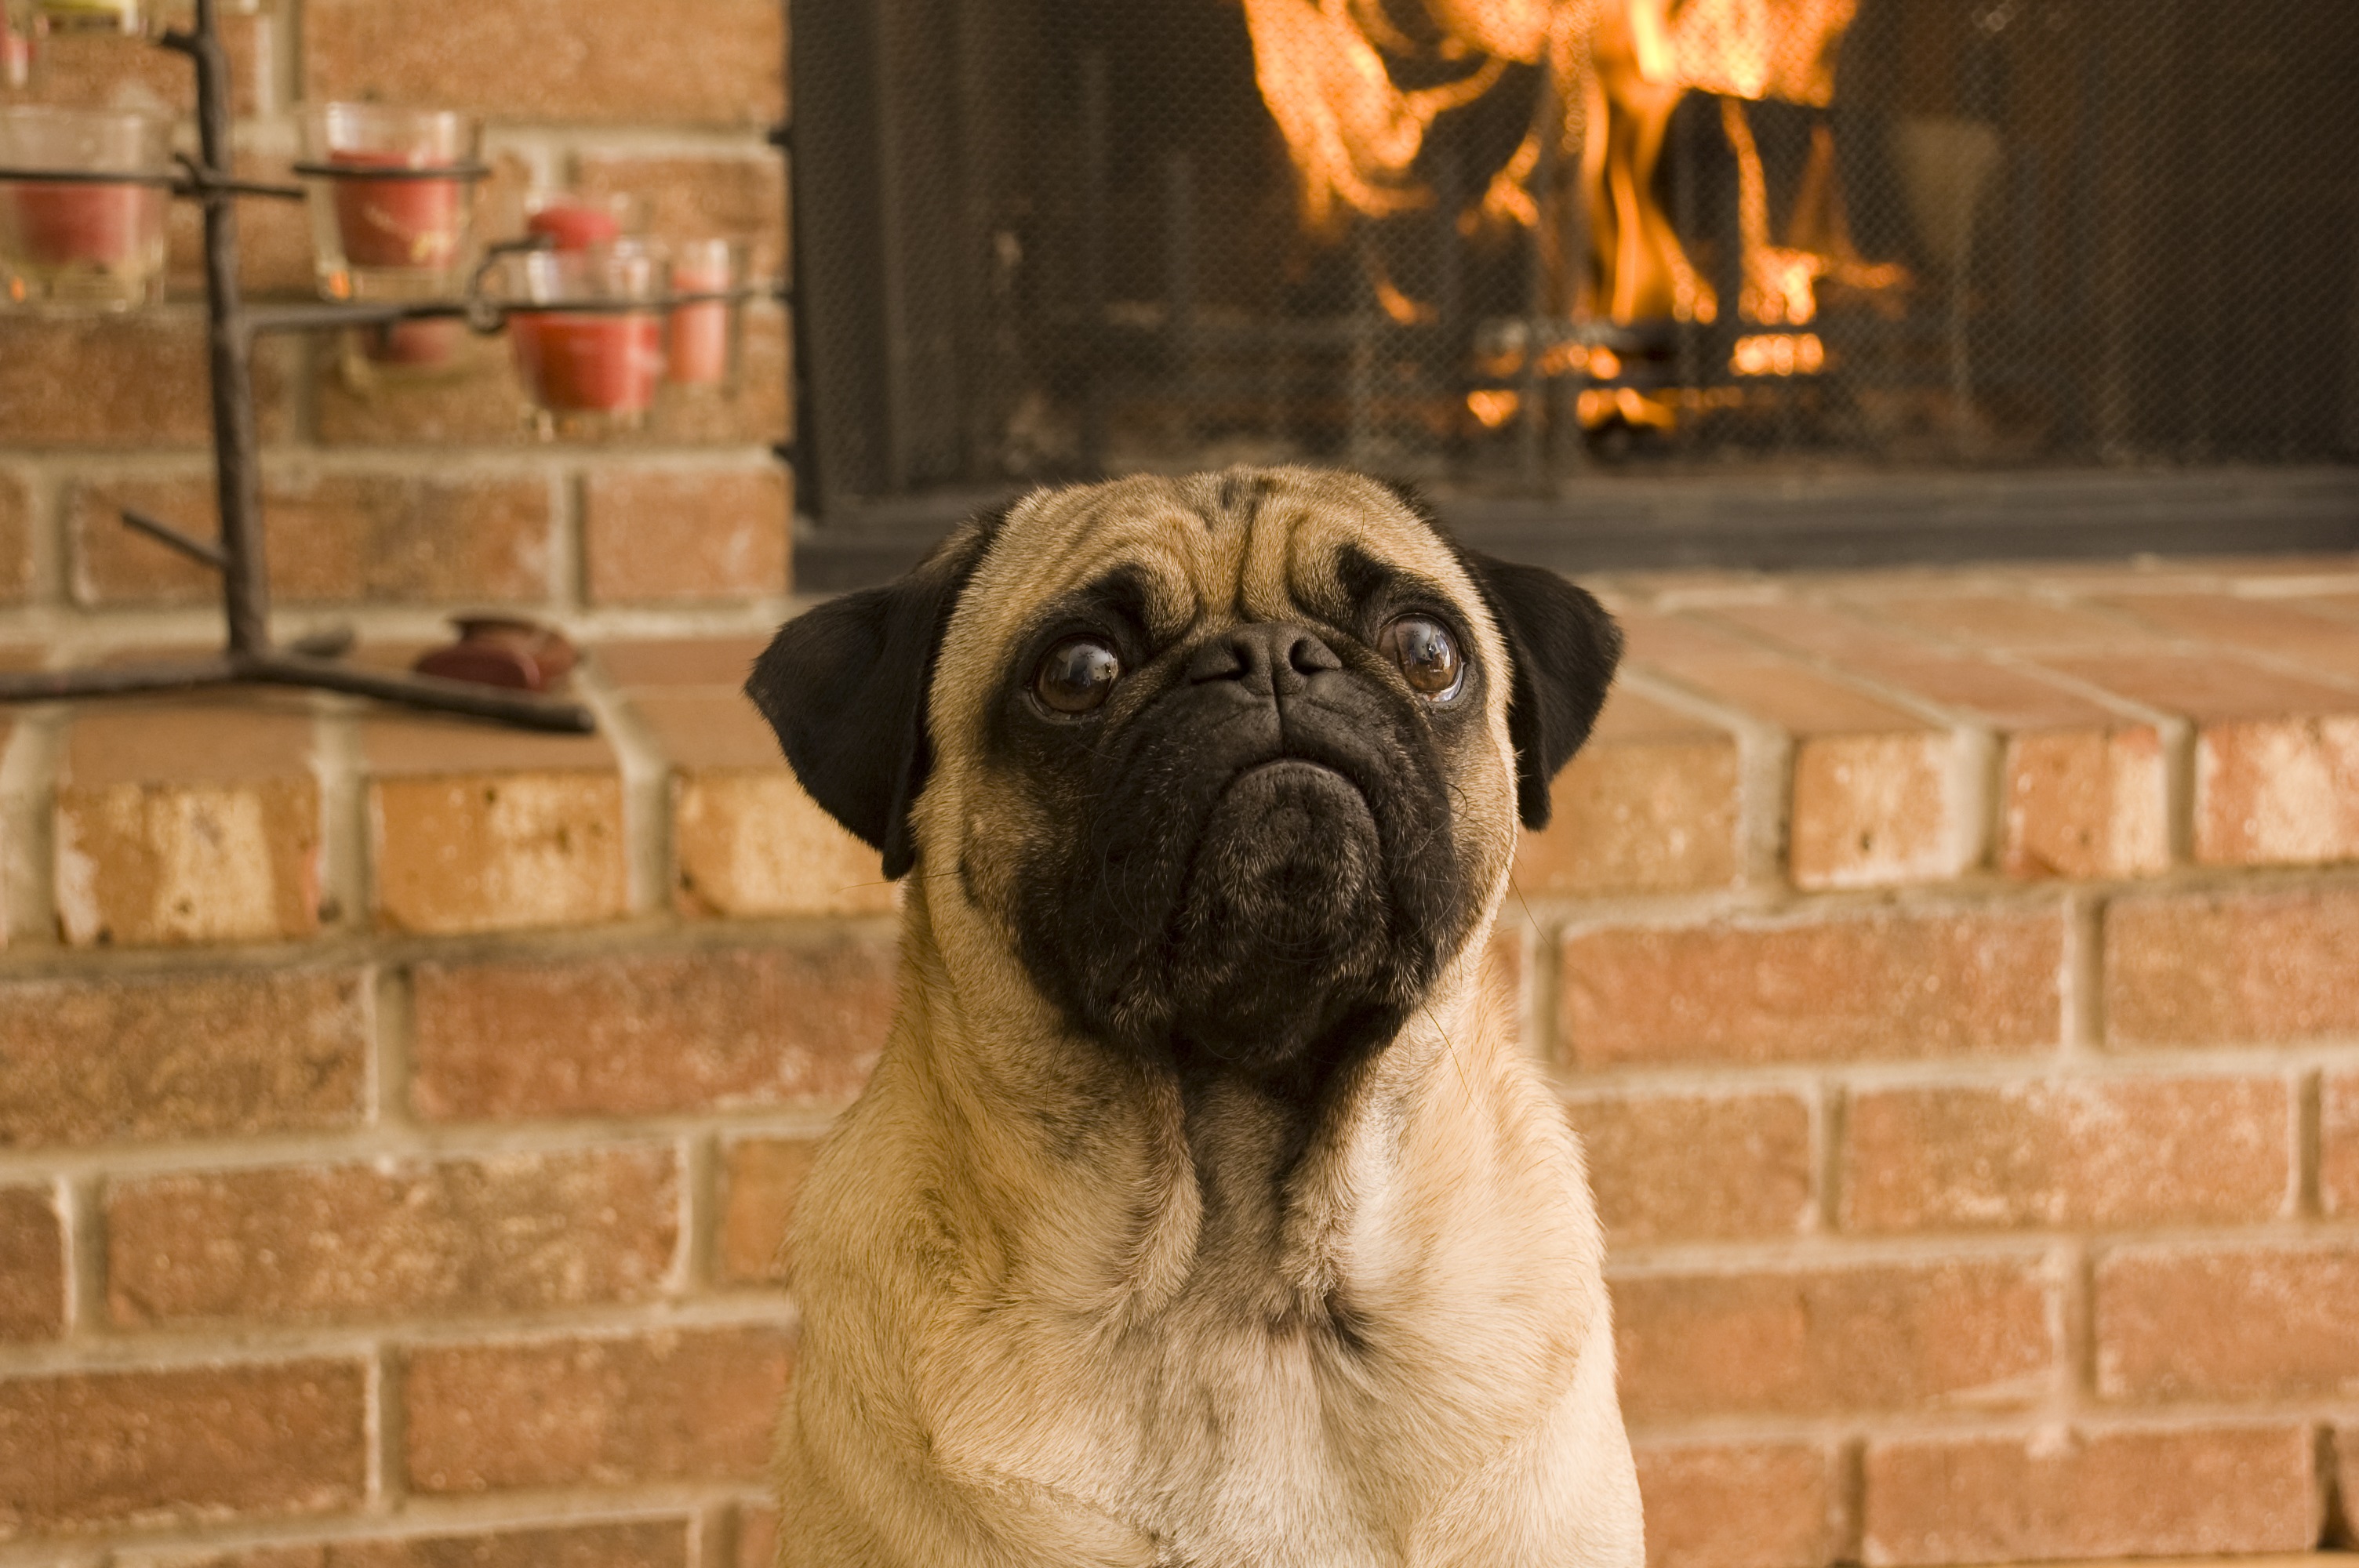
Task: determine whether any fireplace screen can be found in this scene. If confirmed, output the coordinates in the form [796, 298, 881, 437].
[791, 0, 2358, 514]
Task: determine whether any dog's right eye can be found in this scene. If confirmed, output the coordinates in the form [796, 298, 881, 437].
[1034, 636, 1122, 714]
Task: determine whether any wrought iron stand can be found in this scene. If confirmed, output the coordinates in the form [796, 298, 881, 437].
[0, 0, 602, 730]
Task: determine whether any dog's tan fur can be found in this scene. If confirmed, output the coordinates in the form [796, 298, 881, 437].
[770, 469, 1641, 1568]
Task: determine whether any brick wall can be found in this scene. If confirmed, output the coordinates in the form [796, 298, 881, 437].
[5, 5, 2359, 1565]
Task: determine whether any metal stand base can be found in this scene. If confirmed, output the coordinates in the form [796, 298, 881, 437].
[0, 0, 594, 735]
[0, 654, 595, 731]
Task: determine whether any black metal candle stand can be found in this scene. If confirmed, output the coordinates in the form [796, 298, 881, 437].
[0, 0, 773, 731]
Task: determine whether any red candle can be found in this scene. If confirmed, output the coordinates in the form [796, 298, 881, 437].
[667, 249, 731, 385]
[329, 150, 463, 270]
[6, 180, 149, 265]
[511, 310, 663, 413]
[525, 201, 621, 252]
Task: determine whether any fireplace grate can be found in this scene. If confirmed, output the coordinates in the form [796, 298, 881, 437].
[792, 0, 2359, 518]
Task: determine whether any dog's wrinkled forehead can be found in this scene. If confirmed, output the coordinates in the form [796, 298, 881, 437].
[937, 467, 1491, 691]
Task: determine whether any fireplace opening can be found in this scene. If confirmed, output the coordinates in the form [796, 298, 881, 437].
[791, 0, 2359, 561]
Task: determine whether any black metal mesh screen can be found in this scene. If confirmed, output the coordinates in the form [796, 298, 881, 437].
[793, 0, 2359, 514]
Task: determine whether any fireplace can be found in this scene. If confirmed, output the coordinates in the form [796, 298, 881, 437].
[790, 0, 2359, 564]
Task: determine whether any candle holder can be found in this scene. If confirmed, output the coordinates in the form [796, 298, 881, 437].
[521, 186, 645, 252]
[0, 106, 172, 310]
[298, 102, 485, 373]
[0, 0, 781, 731]
[666, 236, 744, 394]
[0, 0, 600, 730]
[494, 239, 668, 436]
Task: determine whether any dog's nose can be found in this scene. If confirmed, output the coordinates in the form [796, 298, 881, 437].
[1187, 622, 1343, 696]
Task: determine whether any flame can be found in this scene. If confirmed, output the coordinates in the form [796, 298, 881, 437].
[1240, 0, 1906, 426]
[1467, 389, 1522, 427]
[1731, 332, 1825, 374]
[1375, 274, 1437, 324]
[1669, 0, 1853, 103]
[1578, 386, 1679, 428]
[1241, 0, 1509, 234]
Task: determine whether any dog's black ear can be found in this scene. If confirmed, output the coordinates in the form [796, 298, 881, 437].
[1456, 549, 1623, 830]
[744, 515, 998, 879]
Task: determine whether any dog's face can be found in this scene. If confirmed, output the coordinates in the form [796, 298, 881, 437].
[749, 468, 1619, 1094]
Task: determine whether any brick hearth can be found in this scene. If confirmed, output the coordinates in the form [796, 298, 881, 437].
[3, 551, 2357, 1566]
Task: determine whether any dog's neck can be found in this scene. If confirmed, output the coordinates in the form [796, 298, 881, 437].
[896, 877, 1553, 1332]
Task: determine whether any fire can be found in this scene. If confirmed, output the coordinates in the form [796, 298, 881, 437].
[1241, 0, 1910, 417]
[1731, 332, 1825, 375]
[1466, 389, 1522, 428]
[1240, 0, 1509, 235]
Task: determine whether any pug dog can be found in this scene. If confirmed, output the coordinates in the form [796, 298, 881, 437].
[748, 466, 1638, 1568]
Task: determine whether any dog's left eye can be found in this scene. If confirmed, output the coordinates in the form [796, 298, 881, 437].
[1034, 635, 1122, 713]
[1378, 615, 1463, 700]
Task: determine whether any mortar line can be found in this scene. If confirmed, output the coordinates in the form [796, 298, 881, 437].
[682, 1130, 718, 1294]
[2299, 1068, 2325, 1219]
[0, 1295, 800, 1378]
[0, 705, 63, 949]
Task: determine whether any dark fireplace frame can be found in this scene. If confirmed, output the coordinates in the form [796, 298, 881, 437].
[785, 0, 2359, 587]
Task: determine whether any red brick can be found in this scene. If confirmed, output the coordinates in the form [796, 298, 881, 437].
[2027, 652, 2359, 866]
[1839, 1076, 2291, 1232]
[409, 940, 895, 1120]
[107, 1146, 679, 1327]
[718, 1135, 817, 1284]
[2000, 726, 2169, 880]
[1565, 1091, 1812, 1243]
[574, 153, 790, 278]
[1515, 689, 1741, 895]
[1561, 908, 2063, 1068]
[402, 1326, 791, 1493]
[1701, 601, 2125, 730]
[1861, 1424, 2317, 1566]
[594, 637, 770, 689]
[0, 470, 30, 604]
[1634, 1442, 1839, 1568]
[7, 11, 268, 116]
[631, 689, 892, 919]
[115, 1519, 696, 1568]
[0, 1359, 366, 1535]
[71, 471, 553, 606]
[1613, 1257, 2057, 1422]
[1706, 601, 2176, 880]
[305, 0, 783, 125]
[2195, 713, 2359, 867]
[735, 1505, 778, 1568]
[2095, 1242, 2359, 1401]
[582, 467, 788, 604]
[53, 702, 322, 947]
[2103, 885, 2359, 1046]
[2100, 590, 2359, 684]
[0, 967, 365, 1148]
[0, 314, 289, 447]
[311, 306, 789, 448]
[365, 718, 626, 935]
[0, 1187, 64, 1341]
[1620, 612, 1958, 888]
[2326, 1070, 2359, 1218]
[1849, 593, 2161, 653]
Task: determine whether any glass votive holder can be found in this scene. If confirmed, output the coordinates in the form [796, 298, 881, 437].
[521, 187, 646, 252]
[299, 103, 482, 300]
[497, 241, 668, 437]
[666, 237, 744, 393]
[0, 107, 172, 311]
